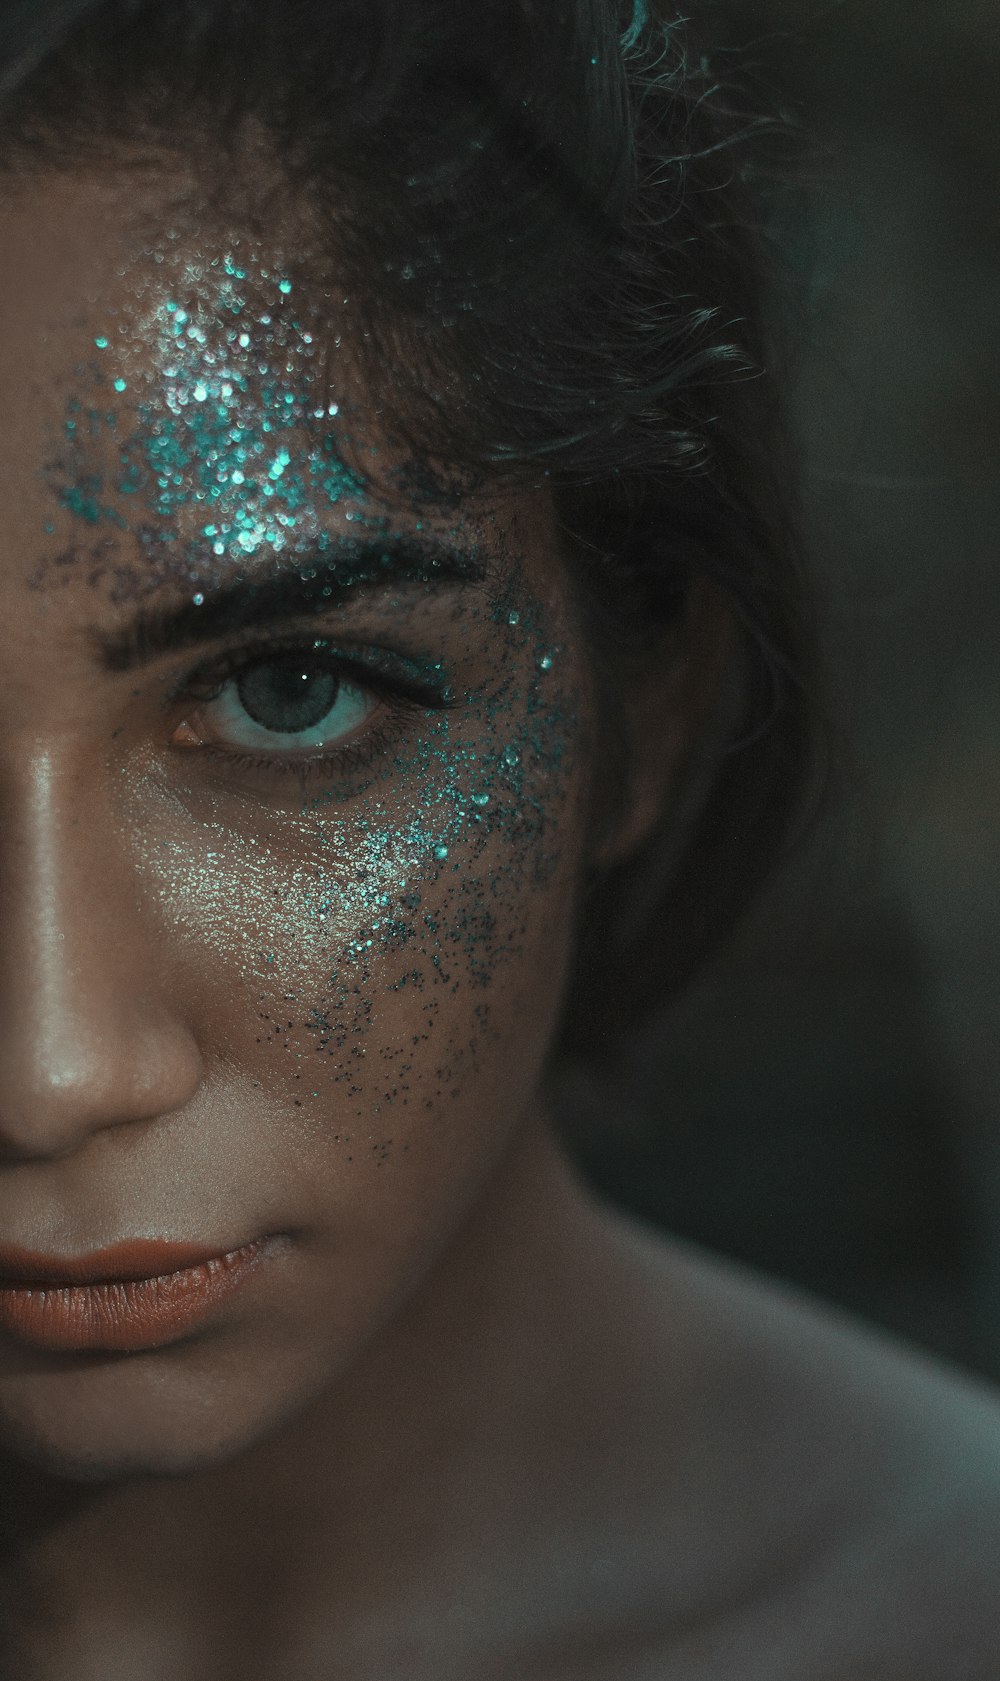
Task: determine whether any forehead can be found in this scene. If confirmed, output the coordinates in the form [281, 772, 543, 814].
[0, 167, 558, 622]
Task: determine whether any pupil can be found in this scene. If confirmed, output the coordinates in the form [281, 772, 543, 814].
[237, 660, 340, 734]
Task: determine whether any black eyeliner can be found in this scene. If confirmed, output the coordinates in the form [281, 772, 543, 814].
[178, 633, 458, 714]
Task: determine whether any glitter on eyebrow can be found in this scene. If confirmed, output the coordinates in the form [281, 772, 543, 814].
[114, 378, 128, 392]
[94, 336, 109, 350]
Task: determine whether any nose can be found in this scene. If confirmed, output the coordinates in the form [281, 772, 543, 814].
[0, 747, 203, 1161]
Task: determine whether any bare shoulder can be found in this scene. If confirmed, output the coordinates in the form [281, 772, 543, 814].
[573, 1201, 1000, 1680]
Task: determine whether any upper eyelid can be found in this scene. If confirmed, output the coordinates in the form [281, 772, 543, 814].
[95, 548, 496, 677]
[178, 632, 395, 686]
[181, 637, 349, 689]
[174, 632, 455, 709]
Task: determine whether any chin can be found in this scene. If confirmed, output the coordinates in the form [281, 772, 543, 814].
[0, 1422, 225, 1487]
[0, 1337, 308, 1487]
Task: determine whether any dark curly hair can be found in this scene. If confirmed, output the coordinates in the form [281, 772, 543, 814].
[0, 0, 820, 1057]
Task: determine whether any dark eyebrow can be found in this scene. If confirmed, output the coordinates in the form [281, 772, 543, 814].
[97, 536, 490, 673]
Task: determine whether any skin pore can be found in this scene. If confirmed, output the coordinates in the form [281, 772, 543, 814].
[2, 161, 999, 1681]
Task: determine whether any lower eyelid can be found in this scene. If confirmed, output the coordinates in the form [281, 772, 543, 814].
[175, 704, 402, 792]
[164, 637, 458, 794]
[173, 676, 378, 754]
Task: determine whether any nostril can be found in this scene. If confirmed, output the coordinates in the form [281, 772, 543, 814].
[0, 1128, 89, 1166]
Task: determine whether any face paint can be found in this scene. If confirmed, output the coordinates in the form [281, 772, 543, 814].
[36, 251, 375, 603]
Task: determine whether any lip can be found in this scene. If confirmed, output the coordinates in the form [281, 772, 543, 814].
[0, 1237, 275, 1354]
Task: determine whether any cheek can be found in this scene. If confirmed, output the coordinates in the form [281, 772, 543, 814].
[122, 636, 584, 1227]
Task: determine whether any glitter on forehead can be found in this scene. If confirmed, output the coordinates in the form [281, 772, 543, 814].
[40, 254, 372, 600]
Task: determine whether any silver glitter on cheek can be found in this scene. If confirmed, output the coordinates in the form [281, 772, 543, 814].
[132, 581, 571, 967]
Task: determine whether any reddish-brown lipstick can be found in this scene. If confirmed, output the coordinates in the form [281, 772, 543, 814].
[0, 1237, 272, 1353]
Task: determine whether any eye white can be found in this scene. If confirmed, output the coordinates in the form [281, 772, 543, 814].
[206, 664, 376, 752]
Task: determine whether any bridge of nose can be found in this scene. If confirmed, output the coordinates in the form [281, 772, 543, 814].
[0, 741, 203, 1161]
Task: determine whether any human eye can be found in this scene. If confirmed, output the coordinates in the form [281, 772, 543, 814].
[169, 635, 454, 780]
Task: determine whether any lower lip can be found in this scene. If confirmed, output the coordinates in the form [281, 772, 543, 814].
[0, 1240, 271, 1354]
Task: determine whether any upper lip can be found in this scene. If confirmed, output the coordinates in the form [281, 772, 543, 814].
[0, 1239, 252, 1286]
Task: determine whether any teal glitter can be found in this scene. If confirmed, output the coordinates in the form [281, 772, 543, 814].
[58, 470, 127, 528]
[294, 580, 572, 1019]
[41, 254, 575, 1100]
[94, 336, 109, 350]
[47, 258, 368, 592]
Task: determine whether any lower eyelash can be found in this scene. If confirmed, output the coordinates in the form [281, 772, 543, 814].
[189, 702, 408, 788]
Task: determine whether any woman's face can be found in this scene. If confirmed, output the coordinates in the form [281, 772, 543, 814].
[0, 168, 595, 1482]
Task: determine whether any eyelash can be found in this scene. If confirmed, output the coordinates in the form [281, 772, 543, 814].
[172, 632, 456, 784]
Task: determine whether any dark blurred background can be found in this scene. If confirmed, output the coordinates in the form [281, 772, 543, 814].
[555, 0, 1000, 1380]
